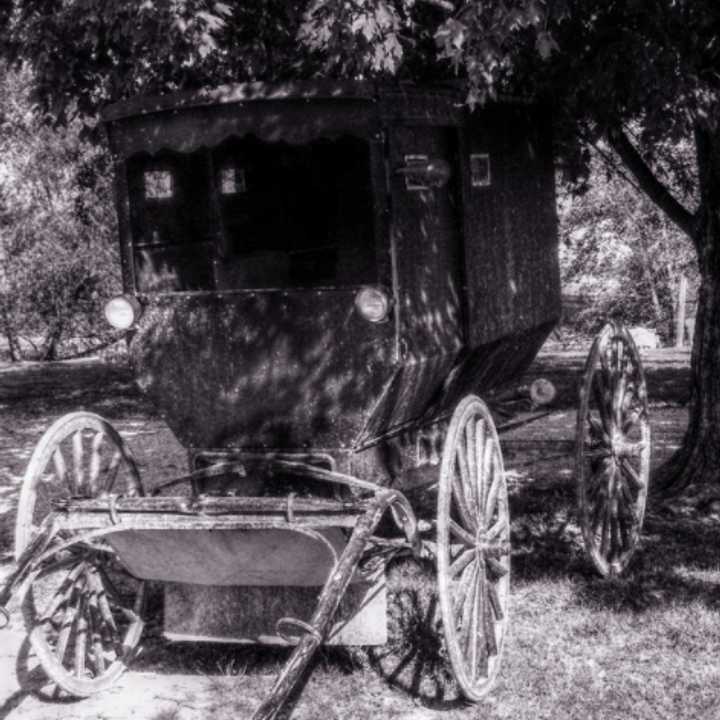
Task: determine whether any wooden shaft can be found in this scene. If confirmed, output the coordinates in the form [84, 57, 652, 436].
[251, 491, 396, 720]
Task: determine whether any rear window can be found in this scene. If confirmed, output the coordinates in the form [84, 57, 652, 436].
[127, 136, 376, 292]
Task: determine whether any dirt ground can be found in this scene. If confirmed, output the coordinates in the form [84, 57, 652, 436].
[0, 349, 694, 720]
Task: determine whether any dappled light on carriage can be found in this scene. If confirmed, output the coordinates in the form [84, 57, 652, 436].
[2, 81, 642, 720]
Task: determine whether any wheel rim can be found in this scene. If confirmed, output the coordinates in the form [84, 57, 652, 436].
[22, 554, 145, 697]
[576, 323, 651, 577]
[15, 412, 145, 695]
[437, 396, 510, 701]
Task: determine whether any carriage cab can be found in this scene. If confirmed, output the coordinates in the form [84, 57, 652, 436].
[102, 81, 560, 485]
[3, 82, 598, 717]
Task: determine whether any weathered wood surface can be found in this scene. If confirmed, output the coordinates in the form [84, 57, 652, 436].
[60, 495, 367, 515]
[163, 569, 386, 645]
[252, 489, 400, 720]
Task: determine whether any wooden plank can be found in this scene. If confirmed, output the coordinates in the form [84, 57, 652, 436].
[61, 494, 367, 515]
[164, 570, 386, 646]
[56, 512, 360, 533]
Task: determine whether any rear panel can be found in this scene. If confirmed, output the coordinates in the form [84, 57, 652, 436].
[461, 104, 560, 346]
[129, 291, 395, 450]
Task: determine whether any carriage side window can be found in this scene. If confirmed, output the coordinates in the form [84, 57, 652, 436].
[213, 135, 376, 290]
[128, 151, 214, 292]
[144, 170, 174, 199]
[470, 153, 491, 188]
[219, 165, 246, 195]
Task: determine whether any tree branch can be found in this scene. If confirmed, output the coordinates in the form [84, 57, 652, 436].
[606, 126, 696, 238]
[417, 0, 455, 11]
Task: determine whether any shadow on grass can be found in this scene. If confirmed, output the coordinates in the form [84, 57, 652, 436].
[0, 637, 79, 720]
[508, 469, 720, 614]
[367, 558, 468, 711]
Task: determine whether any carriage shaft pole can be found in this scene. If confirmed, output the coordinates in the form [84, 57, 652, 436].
[252, 490, 397, 720]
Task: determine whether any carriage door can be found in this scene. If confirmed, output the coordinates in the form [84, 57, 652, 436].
[389, 126, 465, 361]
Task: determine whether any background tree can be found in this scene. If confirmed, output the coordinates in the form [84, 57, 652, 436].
[431, 1, 719, 495]
[2, 0, 719, 494]
[559, 147, 697, 343]
[0, 65, 119, 360]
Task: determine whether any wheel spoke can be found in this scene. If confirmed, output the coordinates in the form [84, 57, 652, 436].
[583, 444, 611, 460]
[485, 514, 508, 544]
[72, 430, 86, 495]
[465, 419, 478, 512]
[74, 593, 88, 678]
[105, 450, 123, 495]
[482, 578, 497, 660]
[486, 580, 504, 621]
[619, 458, 644, 491]
[620, 441, 646, 458]
[39, 563, 85, 623]
[591, 372, 613, 434]
[89, 433, 106, 494]
[480, 428, 493, 512]
[600, 499, 612, 558]
[459, 562, 478, 652]
[452, 467, 477, 533]
[475, 564, 489, 680]
[89, 569, 119, 637]
[86, 580, 107, 675]
[484, 470, 500, 527]
[590, 489, 606, 537]
[52, 449, 73, 494]
[449, 519, 476, 548]
[450, 548, 475, 578]
[452, 560, 477, 623]
[54, 575, 85, 665]
[485, 556, 508, 581]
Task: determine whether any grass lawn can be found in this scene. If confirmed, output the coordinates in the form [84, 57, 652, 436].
[2, 358, 719, 719]
[153, 467, 720, 720]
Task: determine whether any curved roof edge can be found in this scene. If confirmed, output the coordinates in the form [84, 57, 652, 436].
[103, 81, 383, 122]
[102, 80, 533, 123]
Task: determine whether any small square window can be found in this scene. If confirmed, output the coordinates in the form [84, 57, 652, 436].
[144, 170, 174, 199]
[470, 153, 491, 188]
[220, 166, 247, 195]
[404, 154, 429, 191]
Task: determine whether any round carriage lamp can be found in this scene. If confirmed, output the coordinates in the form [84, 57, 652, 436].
[104, 295, 142, 330]
[355, 287, 391, 323]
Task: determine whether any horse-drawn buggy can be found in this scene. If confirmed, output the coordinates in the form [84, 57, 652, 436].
[0, 81, 651, 718]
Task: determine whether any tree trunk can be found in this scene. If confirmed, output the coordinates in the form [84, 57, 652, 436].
[42, 318, 64, 361]
[0, 299, 21, 362]
[654, 122, 720, 496]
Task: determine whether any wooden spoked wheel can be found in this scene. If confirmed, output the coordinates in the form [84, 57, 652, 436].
[15, 411, 146, 696]
[576, 322, 651, 577]
[437, 395, 510, 701]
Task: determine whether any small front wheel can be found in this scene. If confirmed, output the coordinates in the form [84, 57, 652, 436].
[16, 411, 146, 696]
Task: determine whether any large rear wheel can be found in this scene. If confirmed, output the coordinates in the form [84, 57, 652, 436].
[576, 323, 651, 577]
[436, 395, 510, 701]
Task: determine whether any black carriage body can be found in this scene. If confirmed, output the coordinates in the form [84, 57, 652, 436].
[104, 82, 560, 480]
